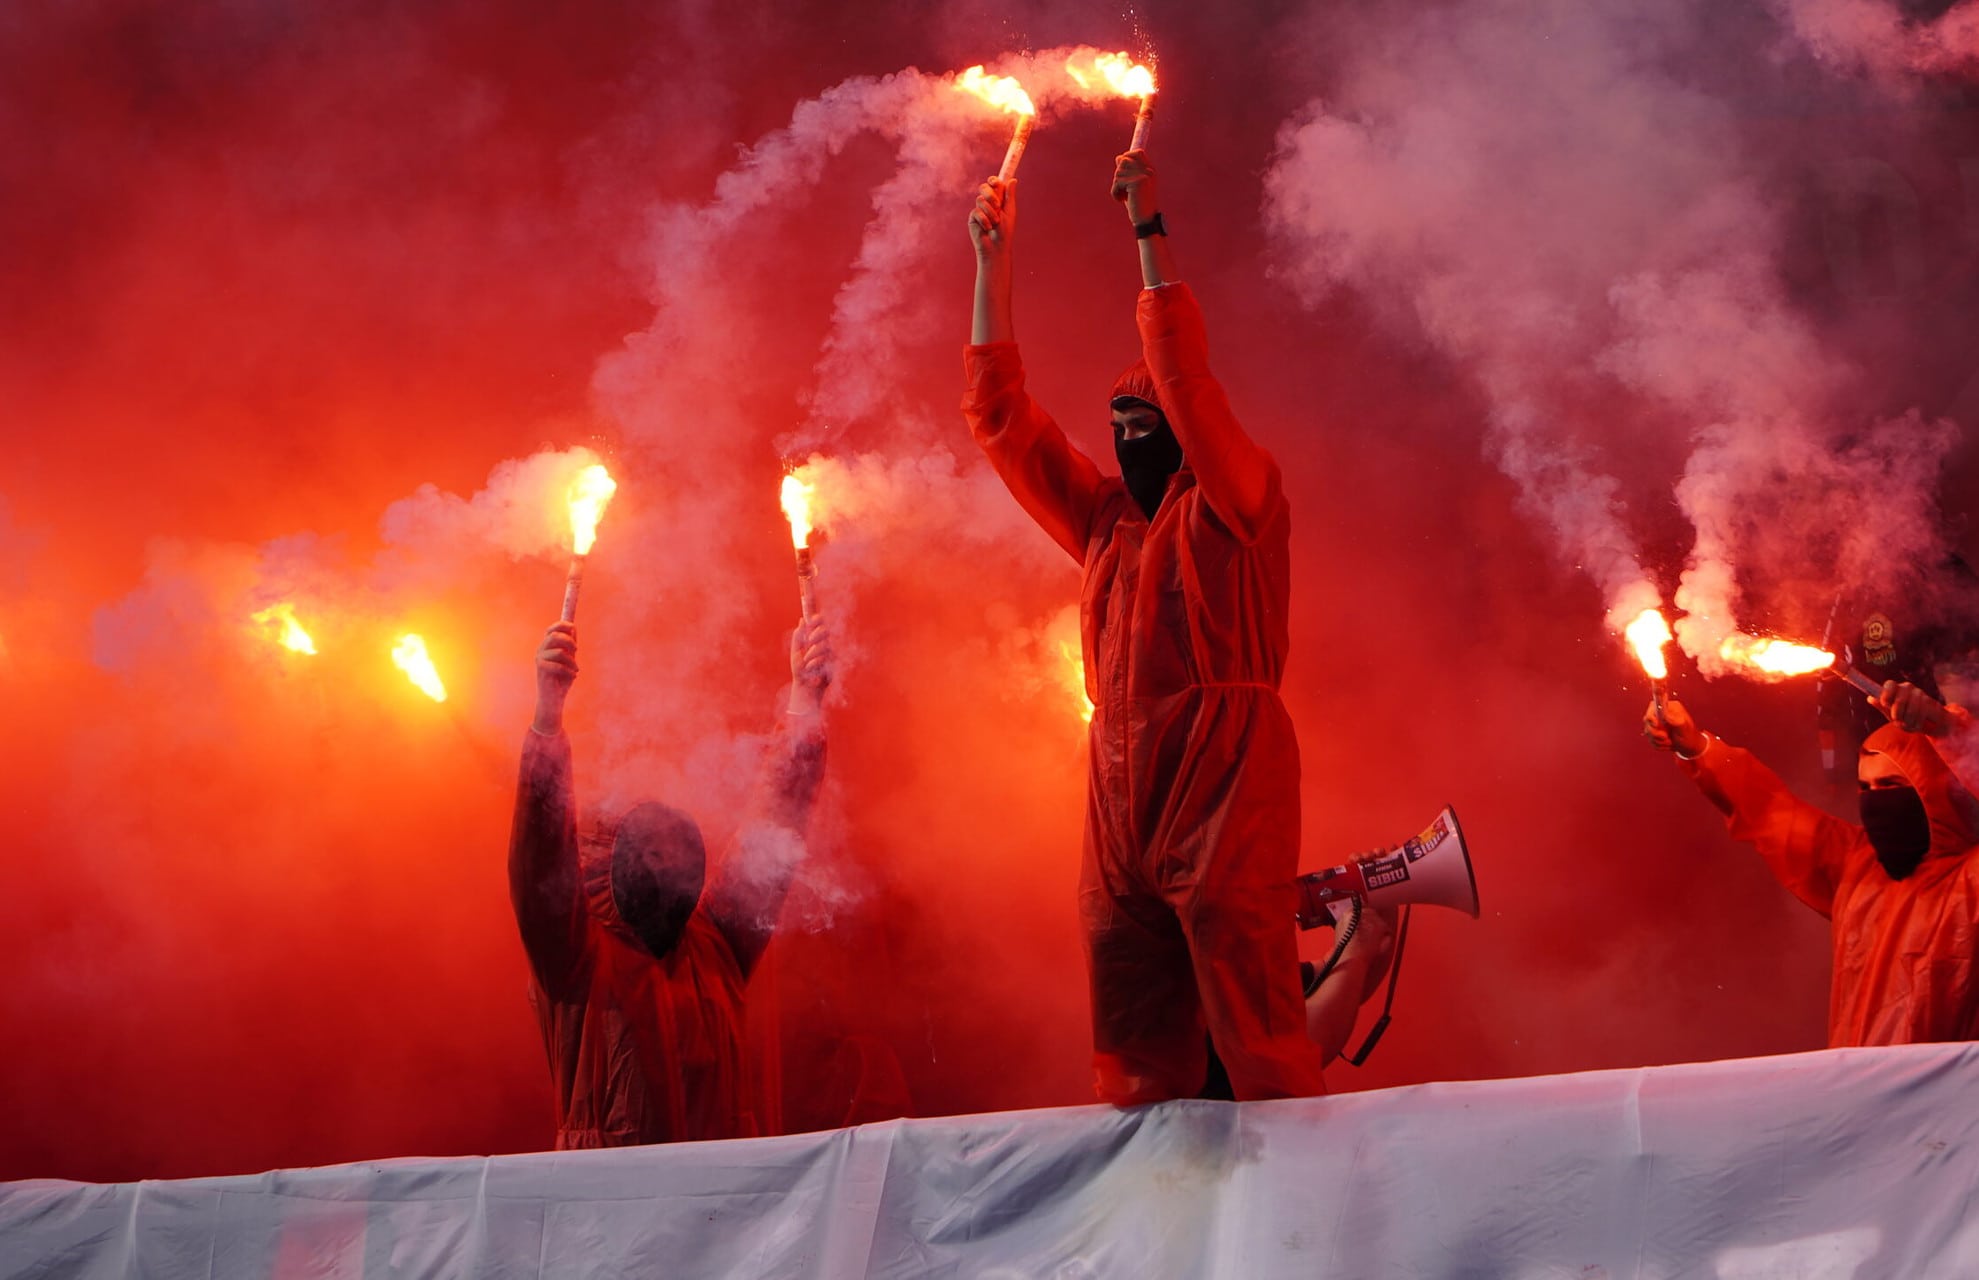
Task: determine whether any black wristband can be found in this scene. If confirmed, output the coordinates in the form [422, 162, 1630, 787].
[1134, 212, 1167, 239]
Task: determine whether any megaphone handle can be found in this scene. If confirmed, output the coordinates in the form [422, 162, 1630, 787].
[1345, 904, 1412, 1068]
[1304, 896, 1362, 997]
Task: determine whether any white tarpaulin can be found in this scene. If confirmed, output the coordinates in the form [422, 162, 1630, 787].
[7, 1042, 1979, 1278]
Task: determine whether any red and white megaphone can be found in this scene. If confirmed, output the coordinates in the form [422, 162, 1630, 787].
[1296, 806, 1479, 930]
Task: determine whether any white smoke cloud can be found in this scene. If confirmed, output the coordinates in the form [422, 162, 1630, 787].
[379, 444, 611, 571]
[1262, 0, 1959, 671]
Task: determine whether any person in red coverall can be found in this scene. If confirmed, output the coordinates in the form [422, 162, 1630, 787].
[964, 150, 1327, 1103]
[1645, 682, 1979, 1045]
[509, 616, 831, 1147]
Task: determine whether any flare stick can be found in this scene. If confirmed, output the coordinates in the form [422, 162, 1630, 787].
[1130, 93, 1155, 151]
[560, 556, 585, 624]
[795, 547, 817, 624]
[1838, 665, 1882, 698]
[998, 114, 1035, 183]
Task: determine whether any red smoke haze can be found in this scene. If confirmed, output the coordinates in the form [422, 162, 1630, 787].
[4, 0, 1978, 1180]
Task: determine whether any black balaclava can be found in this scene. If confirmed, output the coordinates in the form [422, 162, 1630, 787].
[1112, 395, 1183, 520]
[1860, 785, 1932, 880]
[611, 801, 707, 958]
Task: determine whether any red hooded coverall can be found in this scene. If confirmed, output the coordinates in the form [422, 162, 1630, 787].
[1681, 723, 1979, 1045]
[964, 283, 1326, 1103]
[511, 729, 763, 1147]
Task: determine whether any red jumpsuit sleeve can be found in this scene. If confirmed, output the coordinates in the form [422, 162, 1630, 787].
[509, 728, 588, 996]
[704, 714, 827, 981]
[963, 342, 1108, 564]
[1137, 284, 1285, 542]
[1679, 735, 1856, 918]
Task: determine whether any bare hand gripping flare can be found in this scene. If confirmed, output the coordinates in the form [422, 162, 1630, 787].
[560, 463, 618, 624]
[779, 471, 818, 623]
[954, 66, 1037, 182]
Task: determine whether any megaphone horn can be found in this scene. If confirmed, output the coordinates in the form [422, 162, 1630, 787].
[1297, 805, 1479, 930]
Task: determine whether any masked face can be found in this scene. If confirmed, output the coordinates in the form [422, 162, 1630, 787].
[610, 802, 706, 958]
[1111, 397, 1182, 520]
[1859, 786, 1930, 879]
[1858, 750, 1932, 880]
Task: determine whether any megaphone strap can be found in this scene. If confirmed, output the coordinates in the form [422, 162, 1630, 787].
[1304, 896, 1362, 997]
[1346, 904, 1411, 1068]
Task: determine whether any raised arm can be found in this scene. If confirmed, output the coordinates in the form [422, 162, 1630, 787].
[1113, 150, 1282, 540]
[965, 176, 1109, 563]
[1645, 692, 1856, 916]
[705, 615, 832, 980]
[509, 622, 587, 993]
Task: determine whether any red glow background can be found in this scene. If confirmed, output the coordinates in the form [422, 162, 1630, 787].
[4, 0, 1978, 1181]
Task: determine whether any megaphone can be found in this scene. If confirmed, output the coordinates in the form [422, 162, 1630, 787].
[1296, 805, 1479, 930]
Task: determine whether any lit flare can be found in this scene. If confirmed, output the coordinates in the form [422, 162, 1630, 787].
[782, 471, 819, 623]
[1623, 609, 1672, 681]
[1060, 640, 1095, 724]
[780, 473, 815, 551]
[560, 462, 616, 624]
[252, 602, 318, 655]
[1066, 51, 1157, 148]
[955, 65, 1038, 183]
[1624, 607, 1673, 716]
[1066, 51, 1157, 100]
[1719, 633, 1835, 680]
[392, 633, 448, 702]
[566, 464, 617, 556]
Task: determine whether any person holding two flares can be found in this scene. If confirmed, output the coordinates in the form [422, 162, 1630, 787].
[964, 150, 1327, 1103]
[509, 615, 831, 1146]
[1643, 682, 1979, 1045]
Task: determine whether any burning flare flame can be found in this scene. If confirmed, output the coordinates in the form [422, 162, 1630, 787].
[1060, 640, 1095, 723]
[780, 472, 815, 551]
[1066, 51, 1157, 100]
[1624, 608, 1672, 681]
[566, 464, 618, 556]
[1719, 633, 1835, 680]
[955, 65, 1037, 117]
[252, 602, 317, 655]
[392, 633, 448, 702]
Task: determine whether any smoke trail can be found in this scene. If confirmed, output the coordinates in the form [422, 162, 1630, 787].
[592, 48, 1155, 796]
[90, 446, 625, 708]
[1261, 0, 1703, 634]
[795, 47, 1169, 452]
[379, 445, 611, 569]
[1262, 0, 1959, 666]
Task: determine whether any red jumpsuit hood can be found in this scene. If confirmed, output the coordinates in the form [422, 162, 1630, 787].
[578, 827, 645, 951]
[1109, 358, 1167, 415]
[1863, 724, 1979, 858]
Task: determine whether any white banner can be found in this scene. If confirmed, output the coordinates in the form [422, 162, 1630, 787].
[7, 1043, 1979, 1278]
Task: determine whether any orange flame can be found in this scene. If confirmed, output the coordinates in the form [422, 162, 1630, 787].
[1719, 632, 1836, 680]
[1066, 51, 1157, 100]
[392, 633, 448, 702]
[252, 602, 317, 655]
[780, 472, 815, 551]
[1059, 640, 1095, 723]
[566, 464, 618, 556]
[1623, 608, 1672, 681]
[955, 65, 1037, 117]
